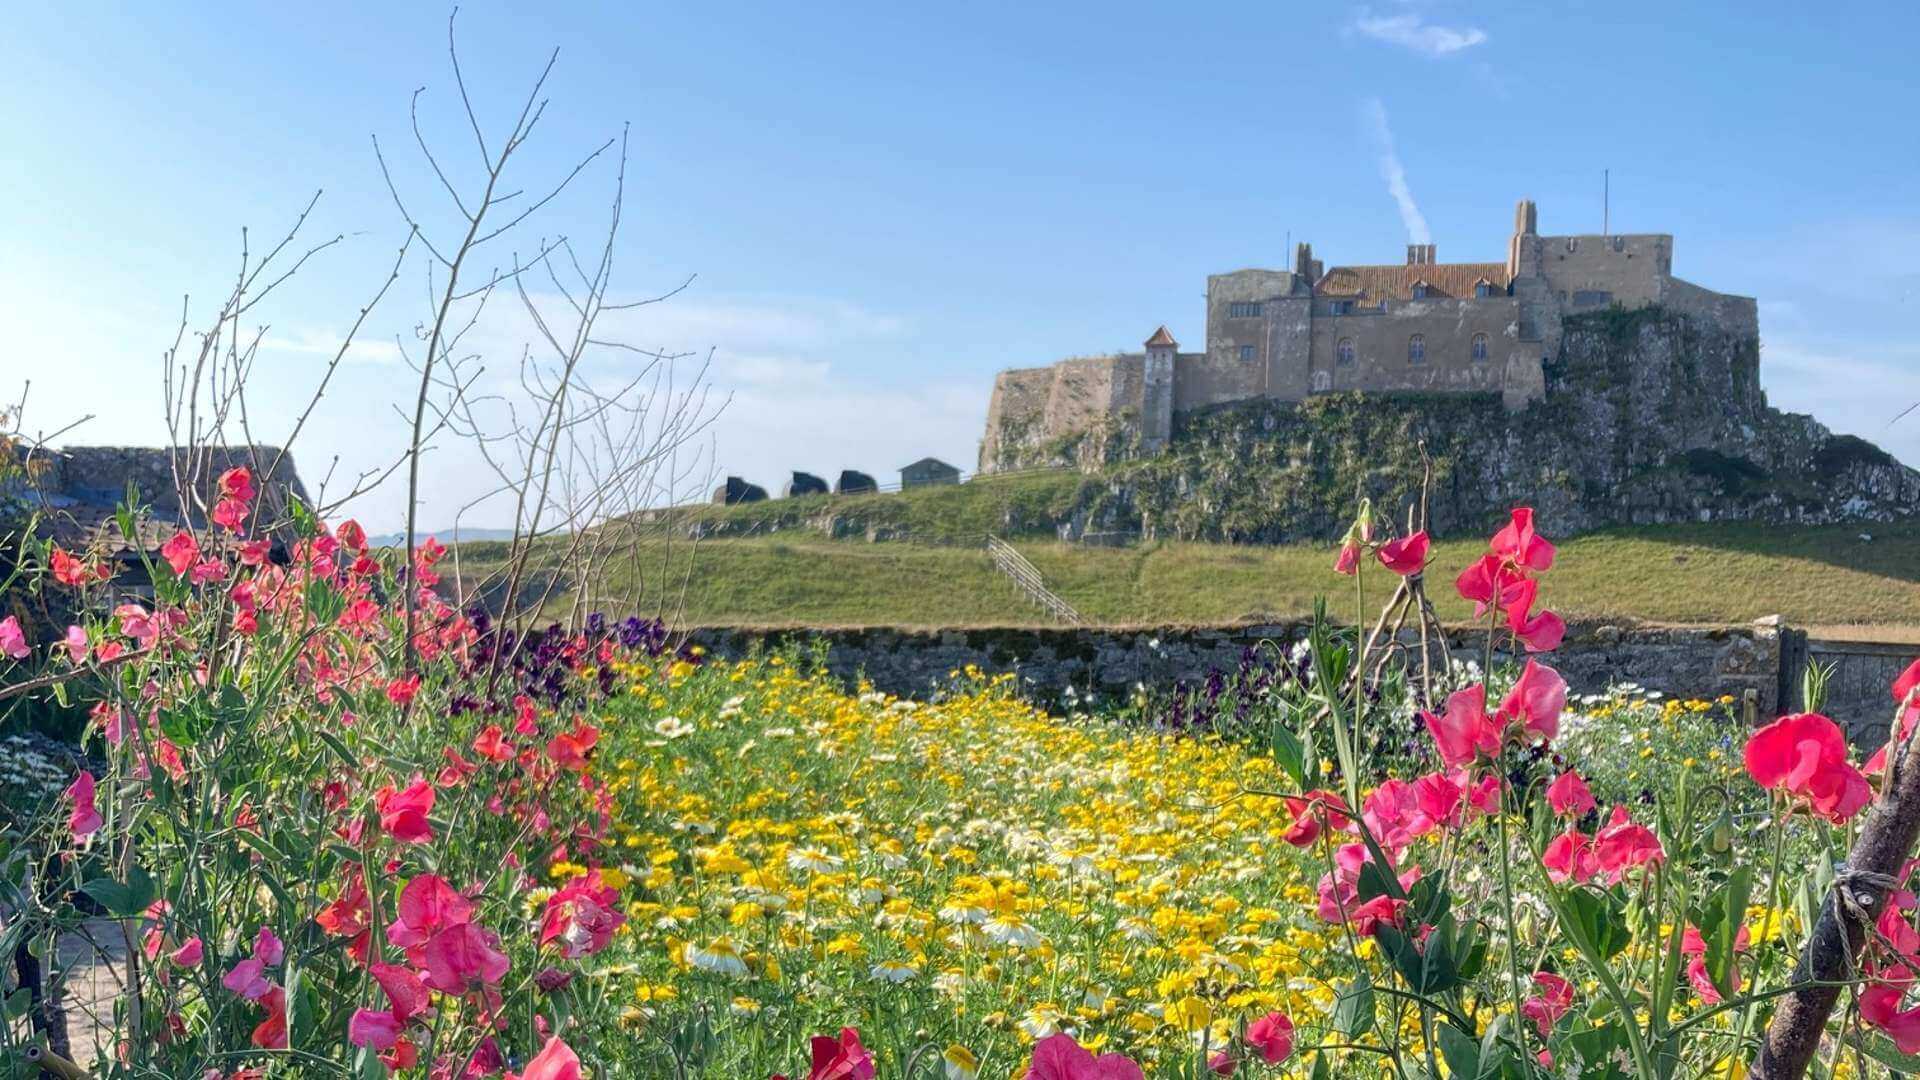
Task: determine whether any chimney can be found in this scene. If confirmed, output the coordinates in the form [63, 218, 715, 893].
[1294, 241, 1315, 279]
[1514, 198, 1538, 236]
[1405, 244, 1436, 266]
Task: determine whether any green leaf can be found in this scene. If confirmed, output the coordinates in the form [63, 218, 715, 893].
[289, 496, 319, 539]
[1563, 888, 1632, 960]
[1269, 725, 1306, 788]
[1435, 1022, 1481, 1079]
[1848, 1034, 1920, 1074]
[316, 729, 357, 768]
[305, 579, 345, 624]
[1310, 1051, 1331, 1080]
[1332, 973, 1375, 1038]
[80, 866, 156, 917]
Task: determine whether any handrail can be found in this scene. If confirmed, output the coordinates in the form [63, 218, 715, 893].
[984, 535, 1083, 625]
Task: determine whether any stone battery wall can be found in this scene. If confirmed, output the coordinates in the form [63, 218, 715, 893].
[689, 619, 1788, 717]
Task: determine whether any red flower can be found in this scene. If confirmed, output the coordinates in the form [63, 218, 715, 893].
[1026, 1032, 1145, 1080]
[1520, 972, 1573, 1036]
[249, 985, 288, 1049]
[1681, 924, 1750, 1004]
[376, 777, 436, 844]
[1744, 712, 1872, 824]
[1546, 771, 1596, 818]
[1422, 685, 1499, 768]
[1376, 531, 1429, 576]
[1454, 554, 1528, 617]
[160, 530, 200, 577]
[518, 1036, 583, 1080]
[50, 547, 109, 587]
[473, 724, 514, 762]
[1864, 966, 1920, 1053]
[803, 1027, 876, 1080]
[385, 673, 422, 706]
[1245, 1011, 1294, 1063]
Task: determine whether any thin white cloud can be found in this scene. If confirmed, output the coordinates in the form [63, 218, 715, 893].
[1761, 337, 1920, 468]
[1362, 99, 1432, 245]
[266, 328, 404, 365]
[1351, 10, 1488, 56]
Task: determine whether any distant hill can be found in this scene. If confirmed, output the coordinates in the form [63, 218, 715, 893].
[368, 526, 531, 548]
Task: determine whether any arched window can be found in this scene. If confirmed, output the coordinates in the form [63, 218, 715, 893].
[1411, 283, 1430, 299]
[1408, 335, 1425, 365]
[1473, 281, 1494, 298]
[1471, 333, 1489, 362]
[1336, 338, 1355, 365]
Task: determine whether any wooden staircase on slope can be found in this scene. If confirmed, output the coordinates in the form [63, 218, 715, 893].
[985, 535, 1083, 625]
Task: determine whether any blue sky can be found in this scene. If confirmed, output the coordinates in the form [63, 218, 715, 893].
[5, 3, 1917, 531]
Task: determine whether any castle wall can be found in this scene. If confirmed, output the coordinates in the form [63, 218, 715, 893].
[1661, 276, 1759, 340]
[979, 367, 1054, 470]
[1308, 297, 1520, 397]
[1183, 269, 1303, 410]
[1262, 296, 1316, 402]
[1524, 233, 1670, 311]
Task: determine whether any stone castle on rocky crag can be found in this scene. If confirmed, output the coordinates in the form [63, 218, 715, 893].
[980, 198, 1758, 471]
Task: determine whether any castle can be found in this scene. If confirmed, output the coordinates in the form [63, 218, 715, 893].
[979, 199, 1758, 471]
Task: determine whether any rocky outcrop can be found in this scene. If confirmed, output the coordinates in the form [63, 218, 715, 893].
[1089, 307, 1919, 542]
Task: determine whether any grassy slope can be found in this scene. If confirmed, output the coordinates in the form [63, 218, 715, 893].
[545, 521, 1920, 630]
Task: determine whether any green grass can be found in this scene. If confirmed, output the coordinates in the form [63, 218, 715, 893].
[668, 469, 1087, 545]
[460, 520, 1920, 630]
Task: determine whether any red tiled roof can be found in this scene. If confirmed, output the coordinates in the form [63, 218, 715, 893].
[1314, 262, 1511, 301]
[1144, 326, 1178, 347]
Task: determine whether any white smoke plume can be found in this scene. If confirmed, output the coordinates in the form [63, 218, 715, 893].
[1362, 98, 1432, 245]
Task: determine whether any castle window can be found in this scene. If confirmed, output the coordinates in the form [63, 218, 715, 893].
[1336, 338, 1355, 365]
[1471, 333, 1489, 362]
[1238, 345, 1256, 361]
[1474, 281, 1494, 298]
[1565, 238, 1579, 253]
[1408, 335, 1425, 365]
[1228, 301, 1264, 318]
[1327, 299, 1354, 315]
[1411, 284, 1430, 299]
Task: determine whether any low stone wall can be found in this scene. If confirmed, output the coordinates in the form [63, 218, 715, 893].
[688, 619, 1791, 717]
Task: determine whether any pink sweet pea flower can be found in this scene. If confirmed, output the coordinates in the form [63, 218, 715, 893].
[1520, 972, 1574, 1036]
[1491, 507, 1556, 572]
[376, 777, 436, 843]
[1498, 659, 1567, 743]
[223, 956, 272, 1000]
[1422, 684, 1499, 768]
[170, 937, 204, 967]
[538, 870, 626, 959]
[1333, 539, 1360, 576]
[1863, 968, 1920, 1054]
[520, 1036, 584, 1080]
[385, 673, 422, 706]
[252, 926, 284, 966]
[1455, 554, 1527, 617]
[250, 985, 288, 1049]
[1376, 531, 1429, 576]
[218, 466, 256, 503]
[212, 497, 249, 532]
[1026, 1032, 1146, 1080]
[160, 531, 200, 577]
[62, 625, 89, 663]
[1593, 805, 1665, 884]
[387, 874, 475, 951]
[371, 962, 431, 1023]
[802, 1027, 875, 1080]
[1245, 1011, 1294, 1063]
[1542, 828, 1599, 885]
[0, 616, 28, 660]
[348, 1008, 403, 1050]
[1745, 712, 1873, 823]
[420, 921, 511, 993]
[1547, 771, 1597, 818]
[1510, 606, 1566, 652]
[67, 771, 103, 839]
[1680, 924, 1750, 1004]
